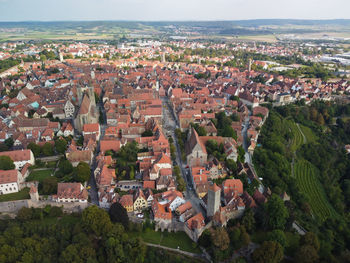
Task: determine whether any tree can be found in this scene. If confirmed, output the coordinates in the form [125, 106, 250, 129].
[58, 160, 73, 174]
[55, 139, 67, 154]
[42, 177, 58, 195]
[300, 232, 320, 252]
[74, 162, 91, 183]
[225, 159, 237, 174]
[82, 206, 113, 237]
[237, 146, 245, 163]
[141, 130, 153, 137]
[267, 230, 287, 248]
[4, 137, 13, 149]
[42, 142, 54, 156]
[0, 156, 15, 170]
[17, 207, 33, 221]
[210, 228, 230, 251]
[27, 142, 41, 157]
[241, 209, 255, 233]
[264, 194, 289, 230]
[295, 245, 319, 263]
[109, 202, 129, 229]
[252, 241, 284, 263]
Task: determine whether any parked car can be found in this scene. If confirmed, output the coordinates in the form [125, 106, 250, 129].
[137, 213, 144, 219]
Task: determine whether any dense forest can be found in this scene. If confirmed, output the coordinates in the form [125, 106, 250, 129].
[0, 205, 201, 263]
[253, 101, 350, 262]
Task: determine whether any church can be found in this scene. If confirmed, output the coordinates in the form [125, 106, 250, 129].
[74, 86, 99, 133]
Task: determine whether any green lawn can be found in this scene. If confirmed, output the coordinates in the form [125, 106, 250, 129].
[26, 169, 53, 183]
[0, 188, 30, 202]
[131, 229, 201, 253]
[294, 159, 337, 221]
[299, 125, 317, 143]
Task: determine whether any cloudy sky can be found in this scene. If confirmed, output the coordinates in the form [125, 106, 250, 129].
[0, 0, 349, 21]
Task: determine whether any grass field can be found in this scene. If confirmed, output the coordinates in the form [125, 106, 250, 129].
[0, 188, 30, 202]
[294, 159, 337, 221]
[26, 169, 53, 183]
[299, 125, 317, 143]
[130, 229, 200, 253]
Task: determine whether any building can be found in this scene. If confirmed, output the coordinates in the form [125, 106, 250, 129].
[64, 100, 75, 118]
[119, 194, 134, 212]
[207, 183, 221, 218]
[56, 183, 88, 203]
[186, 128, 207, 167]
[0, 149, 35, 170]
[0, 170, 23, 195]
[133, 189, 148, 212]
[74, 86, 99, 133]
[82, 123, 101, 141]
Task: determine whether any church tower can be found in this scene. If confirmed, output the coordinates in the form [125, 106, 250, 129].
[87, 86, 96, 107]
[207, 183, 221, 218]
[77, 85, 83, 105]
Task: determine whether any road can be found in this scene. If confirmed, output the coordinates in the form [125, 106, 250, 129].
[161, 96, 206, 216]
[241, 115, 252, 164]
[87, 85, 107, 205]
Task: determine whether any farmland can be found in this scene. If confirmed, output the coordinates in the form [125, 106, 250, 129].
[294, 159, 337, 220]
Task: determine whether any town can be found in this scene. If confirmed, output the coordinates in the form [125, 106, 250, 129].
[0, 34, 349, 263]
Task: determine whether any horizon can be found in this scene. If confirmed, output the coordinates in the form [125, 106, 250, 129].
[0, 0, 349, 22]
[1, 18, 350, 23]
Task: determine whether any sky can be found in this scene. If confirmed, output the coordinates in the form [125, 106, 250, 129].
[0, 0, 349, 21]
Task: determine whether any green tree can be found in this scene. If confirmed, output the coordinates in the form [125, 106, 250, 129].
[210, 227, 230, 251]
[300, 232, 320, 252]
[17, 207, 33, 221]
[4, 137, 14, 149]
[241, 209, 255, 233]
[141, 130, 153, 137]
[82, 206, 113, 237]
[264, 194, 289, 230]
[0, 156, 15, 170]
[42, 177, 58, 195]
[55, 139, 67, 154]
[109, 202, 129, 229]
[42, 142, 54, 156]
[252, 241, 284, 263]
[267, 230, 287, 248]
[295, 245, 319, 263]
[59, 160, 73, 174]
[74, 162, 91, 183]
[27, 142, 41, 157]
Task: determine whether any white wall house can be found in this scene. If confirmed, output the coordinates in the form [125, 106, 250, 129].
[0, 170, 22, 195]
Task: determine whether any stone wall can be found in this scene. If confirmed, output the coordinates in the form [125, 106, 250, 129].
[0, 200, 91, 214]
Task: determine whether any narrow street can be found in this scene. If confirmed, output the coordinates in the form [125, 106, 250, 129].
[161, 96, 206, 216]
[87, 85, 106, 205]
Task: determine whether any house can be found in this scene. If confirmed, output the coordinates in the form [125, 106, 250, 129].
[151, 199, 172, 228]
[0, 169, 23, 194]
[0, 149, 35, 170]
[55, 183, 88, 203]
[222, 179, 243, 197]
[98, 187, 119, 209]
[57, 122, 74, 137]
[133, 189, 148, 212]
[119, 194, 134, 212]
[96, 166, 116, 187]
[82, 123, 100, 141]
[100, 140, 121, 153]
[64, 100, 75, 118]
[66, 150, 93, 167]
[184, 213, 206, 242]
[41, 128, 54, 141]
[161, 190, 186, 211]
